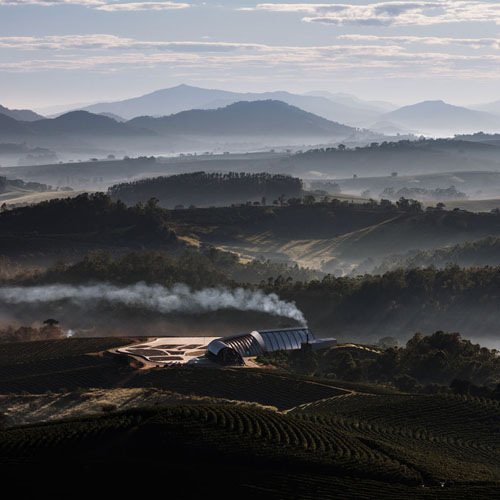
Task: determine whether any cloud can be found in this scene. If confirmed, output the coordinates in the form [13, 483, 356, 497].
[0, 35, 268, 51]
[241, 2, 500, 27]
[339, 34, 500, 50]
[1, 33, 500, 83]
[95, 1, 189, 11]
[0, 0, 104, 4]
[0, 0, 190, 9]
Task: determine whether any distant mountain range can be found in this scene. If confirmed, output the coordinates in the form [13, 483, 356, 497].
[0, 104, 44, 122]
[0, 100, 356, 156]
[73, 86, 500, 134]
[129, 100, 354, 136]
[79, 84, 390, 125]
[0, 110, 152, 138]
[378, 101, 500, 134]
[3, 93, 500, 160]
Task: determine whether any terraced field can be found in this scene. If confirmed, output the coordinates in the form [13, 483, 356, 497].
[0, 338, 498, 498]
[126, 367, 349, 410]
[1, 402, 499, 498]
[293, 393, 500, 485]
[0, 338, 135, 393]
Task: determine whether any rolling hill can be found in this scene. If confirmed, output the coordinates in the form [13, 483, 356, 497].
[28, 110, 154, 137]
[128, 100, 355, 137]
[379, 101, 500, 134]
[0, 104, 44, 122]
[80, 83, 386, 124]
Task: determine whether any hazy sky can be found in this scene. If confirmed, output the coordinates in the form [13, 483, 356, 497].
[2, 0, 500, 110]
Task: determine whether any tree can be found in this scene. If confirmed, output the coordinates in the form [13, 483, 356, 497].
[303, 194, 316, 205]
[43, 318, 59, 326]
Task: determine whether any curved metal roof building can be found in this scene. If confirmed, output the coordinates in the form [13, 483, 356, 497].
[207, 327, 314, 364]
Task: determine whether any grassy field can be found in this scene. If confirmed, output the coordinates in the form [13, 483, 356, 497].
[0, 188, 85, 207]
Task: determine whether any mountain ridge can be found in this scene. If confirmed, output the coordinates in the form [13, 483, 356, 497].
[127, 99, 355, 136]
[79, 84, 386, 124]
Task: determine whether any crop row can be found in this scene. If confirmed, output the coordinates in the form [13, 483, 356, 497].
[126, 368, 346, 410]
[0, 355, 131, 394]
[0, 337, 133, 366]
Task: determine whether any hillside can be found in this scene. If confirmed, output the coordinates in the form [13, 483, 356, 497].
[375, 235, 500, 272]
[167, 201, 500, 271]
[380, 101, 500, 134]
[28, 110, 153, 137]
[0, 192, 181, 264]
[108, 171, 304, 208]
[128, 100, 355, 137]
[0, 104, 43, 122]
[0, 352, 499, 497]
[4, 194, 500, 271]
[81, 83, 387, 124]
[0, 113, 33, 136]
[279, 139, 500, 178]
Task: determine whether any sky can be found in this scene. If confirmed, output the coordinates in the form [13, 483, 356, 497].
[2, 0, 500, 110]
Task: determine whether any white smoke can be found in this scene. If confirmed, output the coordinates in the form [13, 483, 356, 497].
[0, 283, 307, 325]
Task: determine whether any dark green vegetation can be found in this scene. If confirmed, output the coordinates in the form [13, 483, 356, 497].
[4, 138, 500, 193]
[40, 247, 317, 286]
[5, 193, 500, 340]
[258, 331, 500, 390]
[0, 335, 499, 497]
[108, 171, 303, 208]
[1, 373, 499, 497]
[0, 338, 134, 394]
[127, 367, 346, 411]
[283, 139, 500, 177]
[166, 196, 500, 269]
[380, 185, 467, 202]
[271, 266, 500, 340]
[0, 192, 179, 262]
[1, 247, 317, 287]
[12, 190, 500, 268]
[376, 235, 500, 272]
[0, 322, 65, 342]
[0, 176, 57, 194]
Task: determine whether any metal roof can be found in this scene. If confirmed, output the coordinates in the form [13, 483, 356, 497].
[207, 327, 313, 358]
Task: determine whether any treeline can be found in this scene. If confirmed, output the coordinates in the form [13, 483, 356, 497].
[0, 192, 177, 244]
[284, 138, 500, 177]
[108, 172, 303, 208]
[0, 323, 65, 343]
[266, 265, 500, 340]
[300, 138, 482, 155]
[3, 247, 318, 288]
[258, 331, 500, 390]
[0, 176, 55, 194]
[375, 235, 500, 272]
[379, 185, 467, 202]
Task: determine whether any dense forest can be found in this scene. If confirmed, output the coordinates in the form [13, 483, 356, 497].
[108, 172, 303, 208]
[11, 248, 318, 287]
[258, 331, 500, 391]
[375, 235, 500, 272]
[379, 186, 467, 202]
[279, 138, 500, 177]
[0, 192, 179, 261]
[267, 265, 500, 341]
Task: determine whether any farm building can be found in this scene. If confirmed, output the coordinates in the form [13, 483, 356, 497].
[206, 327, 337, 365]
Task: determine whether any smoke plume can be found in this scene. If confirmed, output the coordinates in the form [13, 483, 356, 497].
[0, 283, 307, 325]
